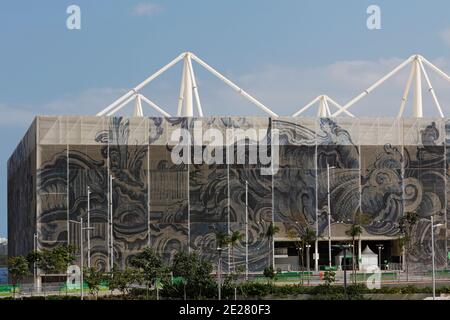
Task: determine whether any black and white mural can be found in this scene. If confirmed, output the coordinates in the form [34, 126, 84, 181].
[7, 116, 449, 273]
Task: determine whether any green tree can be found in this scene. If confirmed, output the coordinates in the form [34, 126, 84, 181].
[229, 230, 244, 272]
[345, 223, 362, 284]
[171, 251, 216, 299]
[265, 223, 279, 268]
[263, 266, 277, 287]
[398, 212, 419, 282]
[223, 265, 245, 299]
[27, 245, 75, 275]
[130, 247, 167, 299]
[83, 267, 104, 299]
[8, 256, 29, 298]
[108, 266, 140, 296]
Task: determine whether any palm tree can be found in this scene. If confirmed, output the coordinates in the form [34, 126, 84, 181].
[215, 231, 230, 249]
[301, 228, 317, 267]
[345, 224, 362, 283]
[300, 227, 317, 285]
[229, 230, 244, 272]
[215, 231, 230, 287]
[265, 223, 279, 268]
[398, 212, 419, 282]
[287, 229, 303, 283]
[288, 226, 317, 285]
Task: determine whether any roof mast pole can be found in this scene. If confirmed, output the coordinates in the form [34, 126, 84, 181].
[317, 95, 328, 117]
[180, 54, 194, 117]
[133, 94, 143, 117]
[412, 56, 423, 118]
[419, 58, 444, 118]
[332, 55, 415, 117]
[187, 53, 203, 117]
[397, 64, 415, 118]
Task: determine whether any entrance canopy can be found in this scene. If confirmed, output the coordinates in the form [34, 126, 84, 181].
[360, 246, 378, 271]
[335, 250, 353, 269]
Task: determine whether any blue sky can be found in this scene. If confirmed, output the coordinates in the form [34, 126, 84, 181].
[1, 0, 450, 237]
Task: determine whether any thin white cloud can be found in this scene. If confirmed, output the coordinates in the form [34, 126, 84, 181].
[0, 103, 36, 126]
[3, 56, 450, 128]
[132, 3, 164, 17]
[0, 88, 126, 127]
[223, 58, 405, 116]
[439, 28, 450, 47]
[210, 56, 450, 117]
[43, 88, 127, 114]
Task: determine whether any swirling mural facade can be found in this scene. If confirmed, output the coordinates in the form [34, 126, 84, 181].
[7, 116, 450, 273]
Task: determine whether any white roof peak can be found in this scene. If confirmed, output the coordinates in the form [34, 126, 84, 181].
[97, 51, 278, 118]
[333, 54, 450, 118]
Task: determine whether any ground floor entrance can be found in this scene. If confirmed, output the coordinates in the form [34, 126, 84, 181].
[274, 238, 402, 272]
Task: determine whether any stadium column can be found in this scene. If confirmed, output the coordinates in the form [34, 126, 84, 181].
[271, 119, 275, 270]
[107, 133, 111, 272]
[315, 143, 319, 272]
[35, 118, 42, 291]
[180, 56, 193, 117]
[187, 122, 191, 253]
[66, 122, 70, 253]
[147, 142, 151, 247]
[412, 57, 423, 117]
[358, 238, 362, 263]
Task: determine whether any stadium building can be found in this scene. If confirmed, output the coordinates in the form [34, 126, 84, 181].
[7, 53, 450, 279]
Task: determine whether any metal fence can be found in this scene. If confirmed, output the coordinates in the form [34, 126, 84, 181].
[0, 282, 112, 299]
[2, 269, 450, 299]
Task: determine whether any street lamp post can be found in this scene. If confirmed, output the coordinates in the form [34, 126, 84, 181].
[33, 233, 38, 291]
[217, 246, 228, 300]
[431, 215, 436, 300]
[332, 244, 351, 299]
[306, 244, 311, 272]
[109, 175, 115, 271]
[245, 180, 248, 281]
[431, 215, 444, 300]
[219, 249, 221, 301]
[306, 243, 313, 285]
[69, 218, 94, 300]
[343, 246, 347, 295]
[80, 218, 84, 300]
[376, 244, 384, 270]
[306, 244, 311, 285]
[87, 186, 91, 268]
[327, 164, 335, 268]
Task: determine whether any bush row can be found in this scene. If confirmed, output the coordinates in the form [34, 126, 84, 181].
[6, 283, 450, 300]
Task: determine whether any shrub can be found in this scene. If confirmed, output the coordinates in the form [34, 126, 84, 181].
[273, 284, 310, 296]
[263, 266, 277, 282]
[347, 284, 369, 295]
[310, 284, 343, 295]
[436, 286, 450, 294]
[323, 270, 336, 286]
[239, 282, 274, 297]
[309, 293, 347, 300]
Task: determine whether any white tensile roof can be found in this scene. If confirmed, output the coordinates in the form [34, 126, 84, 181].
[362, 246, 377, 256]
[97, 53, 450, 119]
